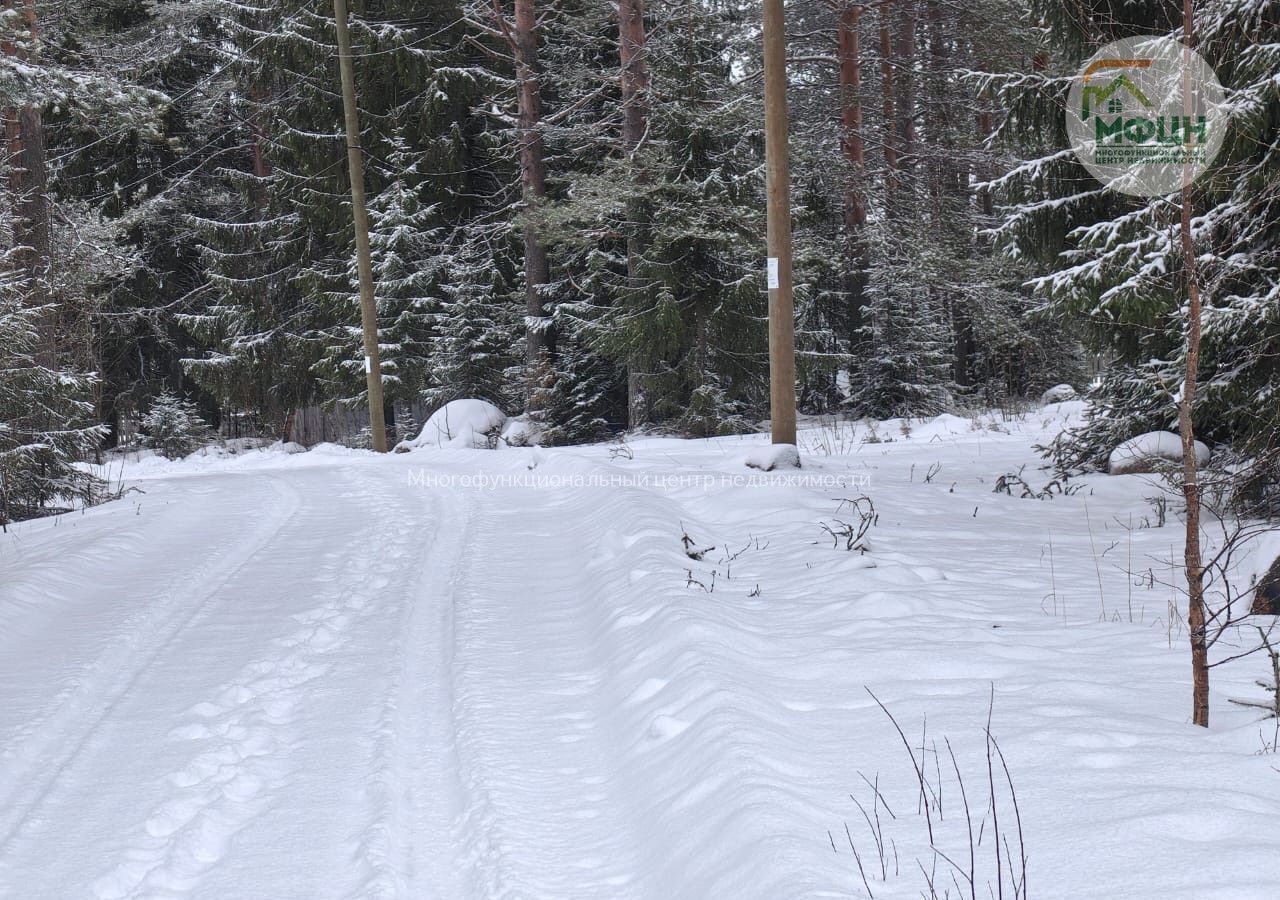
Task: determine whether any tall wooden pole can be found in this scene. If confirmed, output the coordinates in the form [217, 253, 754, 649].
[333, 0, 388, 453]
[1179, 0, 1208, 727]
[762, 0, 797, 446]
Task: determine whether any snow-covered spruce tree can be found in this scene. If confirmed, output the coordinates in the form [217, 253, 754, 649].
[0, 0, 164, 521]
[313, 139, 439, 407]
[413, 20, 523, 416]
[36, 1, 228, 441]
[782, 0, 1063, 416]
[844, 1, 954, 420]
[185, 0, 506, 429]
[544, 0, 767, 437]
[0, 272, 104, 525]
[991, 1, 1280, 477]
[176, 0, 323, 434]
[141, 391, 212, 460]
[424, 231, 522, 413]
[314, 13, 510, 414]
[848, 193, 954, 418]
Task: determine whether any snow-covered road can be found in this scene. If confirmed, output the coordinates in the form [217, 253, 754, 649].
[3, 409, 1280, 899]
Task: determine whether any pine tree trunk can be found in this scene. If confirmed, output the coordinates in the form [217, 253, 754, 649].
[892, 0, 916, 171]
[975, 70, 994, 216]
[838, 2, 866, 230]
[878, 0, 897, 184]
[619, 0, 651, 427]
[925, 0, 971, 386]
[924, 0, 947, 191]
[509, 0, 551, 387]
[1179, 0, 1209, 729]
[619, 0, 649, 152]
[248, 81, 274, 210]
[2, 1, 52, 364]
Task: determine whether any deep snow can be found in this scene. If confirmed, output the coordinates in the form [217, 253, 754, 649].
[2, 404, 1279, 899]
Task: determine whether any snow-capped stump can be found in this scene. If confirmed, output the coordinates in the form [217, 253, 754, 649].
[743, 443, 801, 471]
[1040, 383, 1077, 404]
[1108, 431, 1210, 475]
[400, 399, 507, 450]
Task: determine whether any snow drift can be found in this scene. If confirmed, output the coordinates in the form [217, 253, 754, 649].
[401, 399, 507, 450]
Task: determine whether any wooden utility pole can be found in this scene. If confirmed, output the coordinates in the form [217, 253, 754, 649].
[333, 0, 388, 453]
[1179, 0, 1209, 728]
[762, 0, 797, 446]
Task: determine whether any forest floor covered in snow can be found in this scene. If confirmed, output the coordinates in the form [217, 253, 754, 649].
[2, 403, 1279, 899]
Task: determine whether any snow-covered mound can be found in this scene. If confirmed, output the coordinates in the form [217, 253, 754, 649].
[402, 399, 507, 450]
[1109, 430, 1210, 475]
[1040, 383, 1077, 404]
[743, 443, 800, 471]
[499, 416, 540, 448]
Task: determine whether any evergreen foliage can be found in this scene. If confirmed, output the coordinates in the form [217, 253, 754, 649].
[3, 0, 1274, 520]
[141, 391, 213, 459]
[0, 290, 104, 525]
[993, 0, 1280, 475]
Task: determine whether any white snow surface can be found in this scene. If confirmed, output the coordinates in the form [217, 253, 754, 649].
[1109, 430, 1212, 475]
[403, 399, 507, 450]
[3, 406, 1280, 899]
[742, 442, 800, 471]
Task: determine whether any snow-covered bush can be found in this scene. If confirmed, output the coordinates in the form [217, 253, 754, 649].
[1108, 431, 1211, 476]
[677, 384, 756, 438]
[401, 399, 507, 450]
[141, 392, 212, 460]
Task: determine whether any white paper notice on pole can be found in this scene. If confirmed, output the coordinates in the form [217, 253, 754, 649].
[767, 257, 779, 289]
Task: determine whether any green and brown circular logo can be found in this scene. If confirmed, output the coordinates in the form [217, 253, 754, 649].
[1067, 36, 1225, 197]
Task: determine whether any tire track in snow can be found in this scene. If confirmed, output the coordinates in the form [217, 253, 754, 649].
[0, 474, 302, 866]
[442, 482, 653, 900]
[345, 477, 476, 900]
[88, 465, 423, 900]
[526, 471, 869, 899]
[0, 481, 235, 756]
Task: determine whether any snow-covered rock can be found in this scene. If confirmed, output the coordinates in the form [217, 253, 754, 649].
[1040, 383, 1077, 404]
[500, 416, 540, 448]
[402, 399, 508, 450]
[743, 443, 801, 471]
[1108, 431, 1210, 475]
